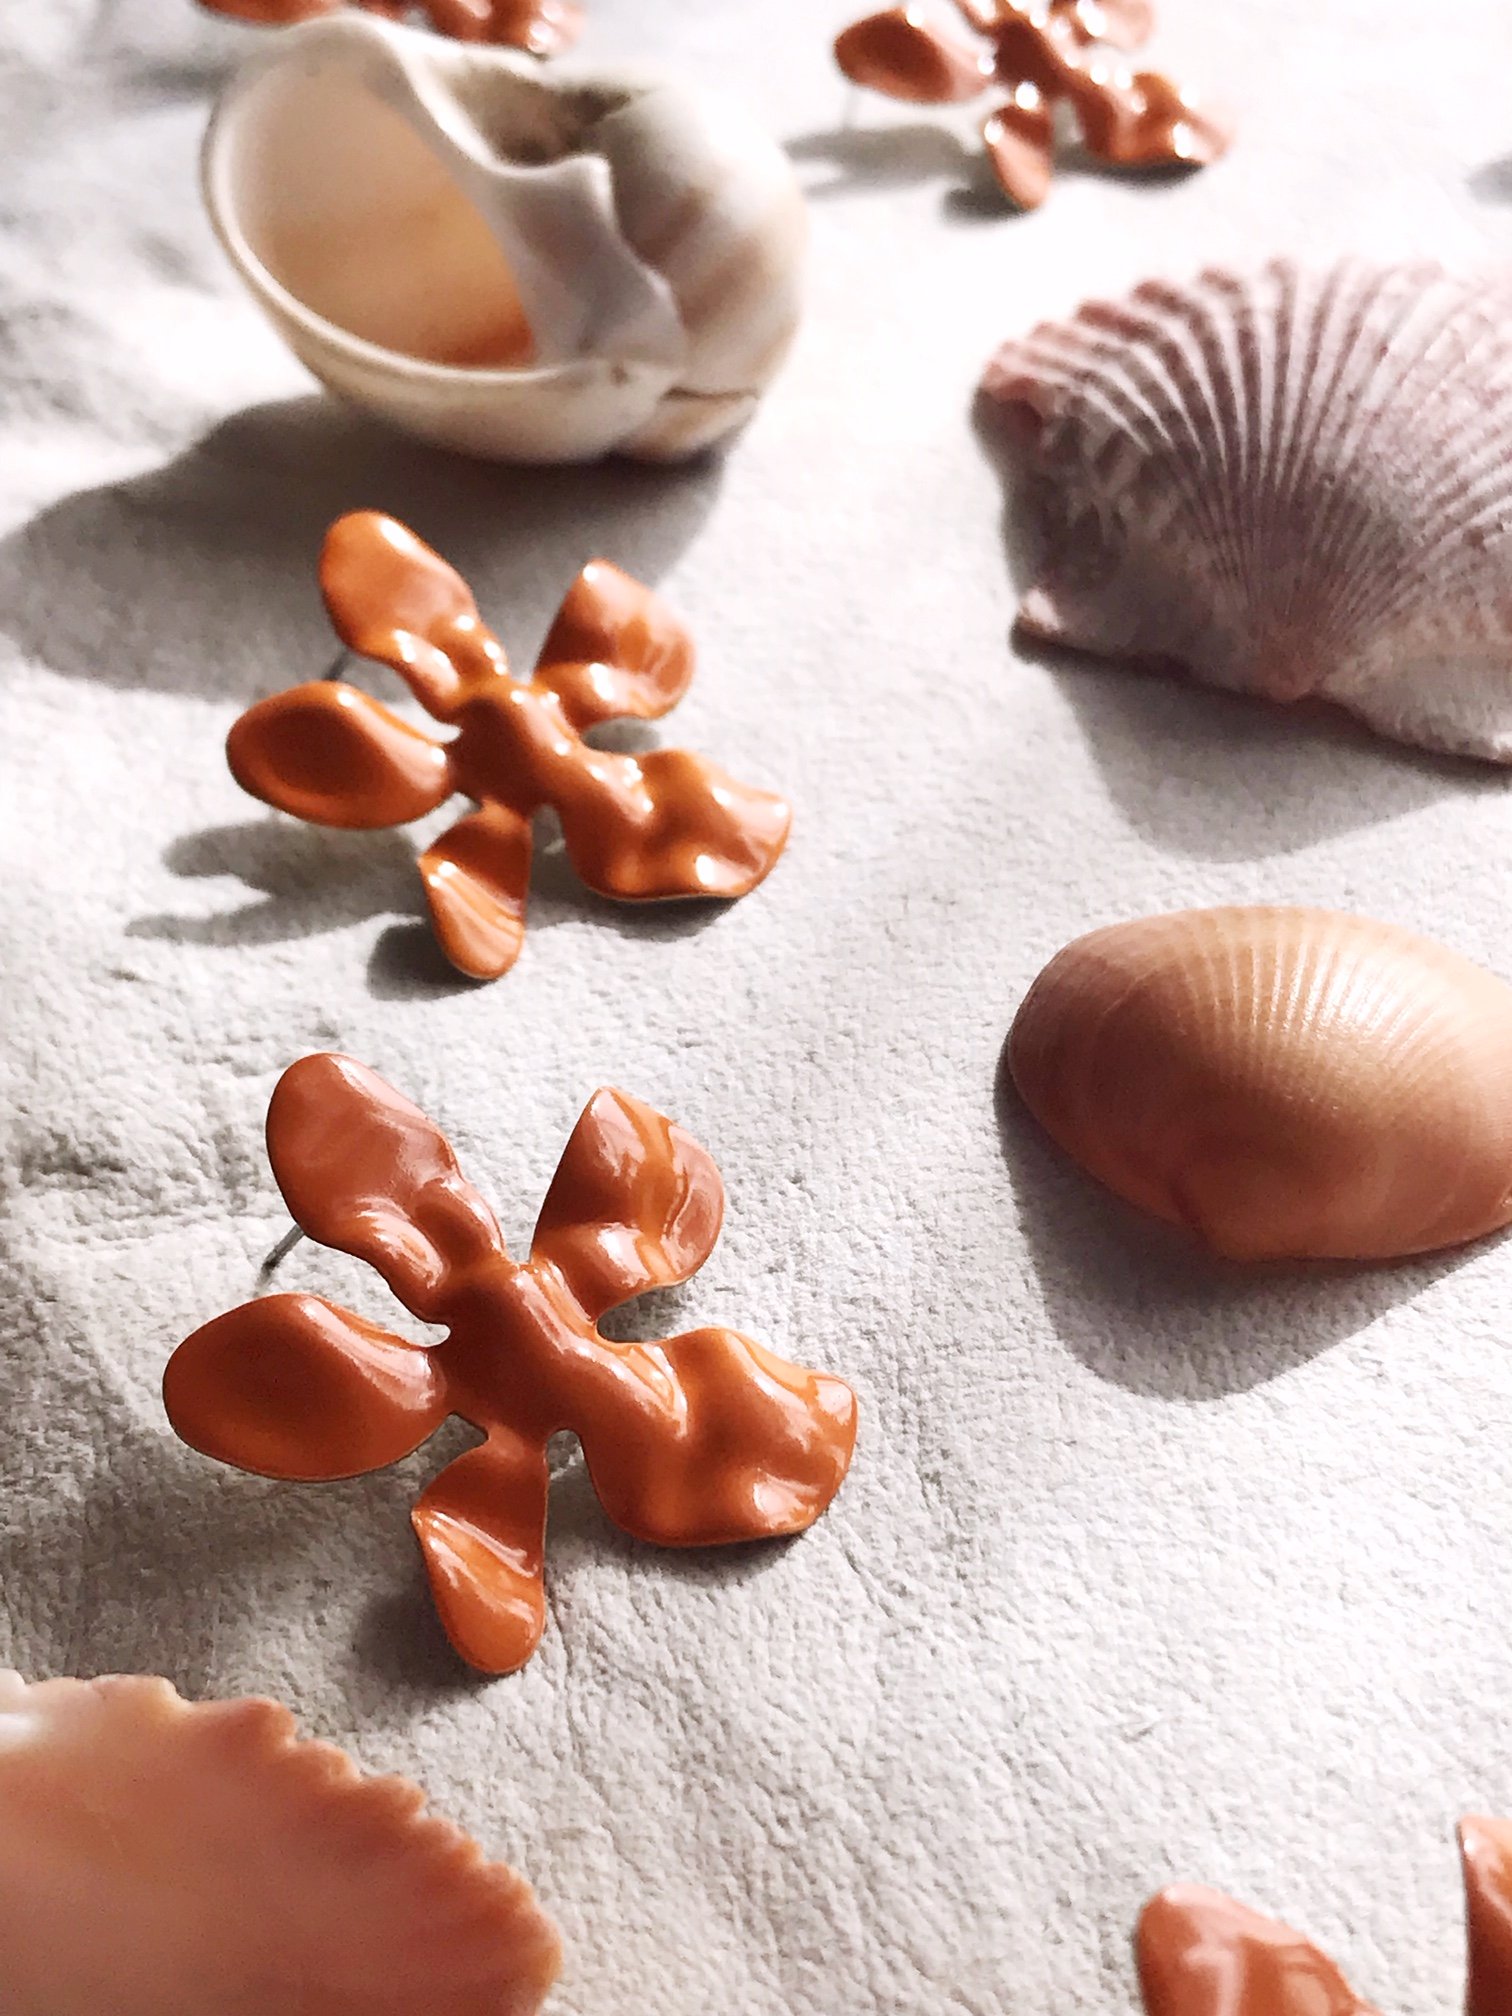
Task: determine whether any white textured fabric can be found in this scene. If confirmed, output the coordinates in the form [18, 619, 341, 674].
[4, 2, 1512, 2010]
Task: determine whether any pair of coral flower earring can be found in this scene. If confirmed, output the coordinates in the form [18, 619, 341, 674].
[165, 511, 853, 1677]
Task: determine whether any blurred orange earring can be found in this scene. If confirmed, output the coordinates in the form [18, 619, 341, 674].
[834, 0, 1228, 209]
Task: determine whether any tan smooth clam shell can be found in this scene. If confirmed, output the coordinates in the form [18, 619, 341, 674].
[0, 1671, 561, 2015]
[1010, 907, 1512, 1262]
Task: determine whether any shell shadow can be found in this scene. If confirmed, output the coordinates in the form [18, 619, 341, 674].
[992, 1038, 1478, 1400]
[970, 389, 1510, 859]
[0, 393, 724, 703]
[1034, 651, 1506, 861]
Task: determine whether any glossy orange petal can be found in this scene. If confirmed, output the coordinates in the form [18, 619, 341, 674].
[1137, 1885, 1378, 2015]
[320, 511, 507, 716]
[164, 1292, 448, 1480]
[1080, 69, 1231, 165]
[1461, 1817, 1512, 2016]
[227, 683, 453, 829]
[835, 8, 991, 102]
[533, 560, 696, 728]
[267, 1052, 504, 1315]
[412, 1437, 550, 1674]
[531, 1085, 725, 1320]
[1066, 0, 1154, 47]
[558, 749, 792, 902]
[584, 1326, 859, 1546]
[983, 94, 1055, 206]
[420, 804, 533, 980]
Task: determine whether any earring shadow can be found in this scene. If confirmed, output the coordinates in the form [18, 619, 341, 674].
[127, 818, 426, 950]
[993, 1037, 1479, 1401]
[787, 119, 979, 199]
[129, 813, 739, 1001]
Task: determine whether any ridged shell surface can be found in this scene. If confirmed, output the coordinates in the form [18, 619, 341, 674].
[1010, 907, 1512, 1261]
[982, 261, 1512, 762]
[0, 1670, 560, 2015]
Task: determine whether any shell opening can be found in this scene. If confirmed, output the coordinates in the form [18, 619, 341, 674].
[217, 61, 537, 370]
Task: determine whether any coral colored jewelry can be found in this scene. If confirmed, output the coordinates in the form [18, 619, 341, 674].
[164, 1054, 857, 1674]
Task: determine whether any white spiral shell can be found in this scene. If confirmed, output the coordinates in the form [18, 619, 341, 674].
[202, 13, 807, 462]
[982, 260, 1512, 762]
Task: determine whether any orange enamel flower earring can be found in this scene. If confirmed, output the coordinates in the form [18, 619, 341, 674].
[226, 511, 792, 980]
[164, 1054, 858, 1674]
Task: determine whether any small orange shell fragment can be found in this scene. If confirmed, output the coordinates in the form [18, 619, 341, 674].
[1137, 1885, 1379, 2015]
[1010, 906, 1512, 1262]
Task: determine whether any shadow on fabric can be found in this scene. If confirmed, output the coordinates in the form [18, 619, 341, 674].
[125, 815, 735, 1001]
[1468, 155, 1512, 202]
[992, 1037, 1479, 1401]
[0, 392, 725, 702]
[786, 118, 1203, 212]
[354, 1437, 798, 1696]
[787, 120, 983, 201]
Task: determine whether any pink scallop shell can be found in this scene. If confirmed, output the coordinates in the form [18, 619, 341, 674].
[982, 260, 1512, 762]
[0, 1671, 561, 2015]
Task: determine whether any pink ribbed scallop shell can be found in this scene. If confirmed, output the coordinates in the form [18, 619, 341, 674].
[0, 1671, 561, 2015]
[1009, 906, 1512, 1262]
[982, 261, 1512, 762]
